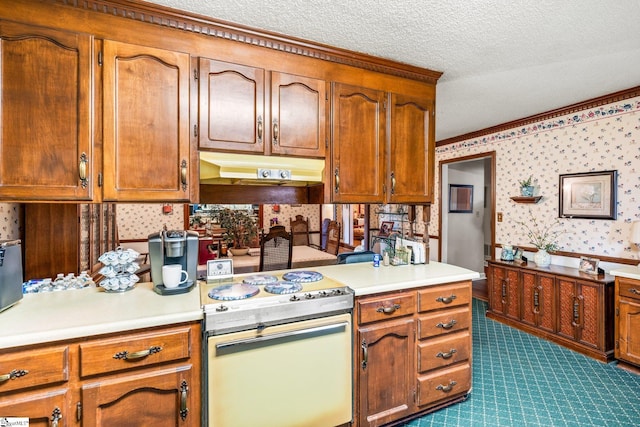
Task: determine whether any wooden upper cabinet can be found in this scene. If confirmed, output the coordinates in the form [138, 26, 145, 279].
[388, 93, 434, 203]
[101, 40, 193, 202]
[0, 21, 93, 201]
[270, 72, 326, 157]
[198, 58, 326, 158]
[331, 83, 386, 203]
[198, 58, 265, 153]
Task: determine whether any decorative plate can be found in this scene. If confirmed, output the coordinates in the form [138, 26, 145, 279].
[208, 283, 259, 301]
[282, 270, 323, 283]
[242, 274, 278, 286]
[264, 281, 303, 295]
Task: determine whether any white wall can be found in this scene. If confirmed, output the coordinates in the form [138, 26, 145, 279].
[445, 161, 486, 273]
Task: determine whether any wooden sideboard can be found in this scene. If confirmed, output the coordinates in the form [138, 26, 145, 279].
[487, 259, 615, 362]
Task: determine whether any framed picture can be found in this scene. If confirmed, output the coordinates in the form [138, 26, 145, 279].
[378, 221, 394, 237]
[559, 170, 617, 219]
[449, 184, 473, 213]
[578, 256, 599, 275]
[514, 247, 524, 260]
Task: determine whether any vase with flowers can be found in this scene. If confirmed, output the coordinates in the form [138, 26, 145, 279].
[517, 210, 565, 267]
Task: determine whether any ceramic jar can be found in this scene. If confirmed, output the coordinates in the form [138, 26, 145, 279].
[534, 249, 551, 267]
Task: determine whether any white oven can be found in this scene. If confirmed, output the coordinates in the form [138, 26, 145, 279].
[201, 271, 354, 427]
[206, 313, 352, 427]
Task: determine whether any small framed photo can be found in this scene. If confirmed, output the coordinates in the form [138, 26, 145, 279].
[559, 170, 617, 219]
[514, 247, 524, 260]
[449, 184, 474, 213]
[378, 221, 395, 237]
[578, 256, 599, 275]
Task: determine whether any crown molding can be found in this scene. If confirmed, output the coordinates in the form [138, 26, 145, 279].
[51, 0, 442, 84]
[437, 85, 640, 147]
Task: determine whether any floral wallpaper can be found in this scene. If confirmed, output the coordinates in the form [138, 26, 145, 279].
[435, 96, 640, 261]
[262, 204, 321, 232]
[0, 203, 21, 241]
[117, 204, 185, 240]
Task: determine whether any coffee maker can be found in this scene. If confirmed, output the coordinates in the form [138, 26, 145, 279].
[148, 230, 199, 288]
[0, 240, 23, 312]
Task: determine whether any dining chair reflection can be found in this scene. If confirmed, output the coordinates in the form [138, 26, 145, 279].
[259, 227, 293, 272]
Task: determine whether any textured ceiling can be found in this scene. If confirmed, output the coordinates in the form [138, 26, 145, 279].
[144, 0, 640, 141]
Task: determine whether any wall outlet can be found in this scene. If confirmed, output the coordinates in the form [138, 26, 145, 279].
[497, 212, 503, 222]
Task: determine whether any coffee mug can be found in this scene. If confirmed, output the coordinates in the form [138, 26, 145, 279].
[162, 264, 189, 288]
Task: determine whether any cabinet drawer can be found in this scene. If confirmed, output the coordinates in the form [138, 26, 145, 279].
[0, 346, 69, 394]
[618, 279, 640, 301]
[418, 307, 470, 339]
[357, 292, 415, 324]
[79, 326, 192, 377]
[418, 282, 471, 312]
[417, 330, 470, 373]
[417, 363, 471, 407]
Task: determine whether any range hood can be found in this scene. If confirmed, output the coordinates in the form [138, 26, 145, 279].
[199, 152, 325, 187]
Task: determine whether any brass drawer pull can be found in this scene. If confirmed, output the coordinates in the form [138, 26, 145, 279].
[376, 304, 401, 314]
[630, 288, 640, 295]
[113, 345, 163, 360]
[0, 369, 29, 382]
[436, 380, 457, 393]
[436, 319, 457, 330]
[436, 349, 457, 359]
[436, 295, 457, 304]
[79, 152, 88, 188]
[180, 380, 189, 421]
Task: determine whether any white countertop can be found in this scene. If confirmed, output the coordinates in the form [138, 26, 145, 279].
[0, 261, 478, 350]
[0, 282, 202, 350]
[609, 265, 640, 280]
[313, 261, 480, 296]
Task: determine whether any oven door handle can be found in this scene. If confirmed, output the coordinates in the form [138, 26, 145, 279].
[215, 322, 349, 349]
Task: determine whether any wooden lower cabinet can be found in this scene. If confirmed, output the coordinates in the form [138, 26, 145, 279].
[0, 389, 69, 426]
[82, 366, 195, 426]
[615, 277, 640, 370]
[487, 260, 615, 362]
[353, 281, 472, 427]
[0, 322, 201, 426]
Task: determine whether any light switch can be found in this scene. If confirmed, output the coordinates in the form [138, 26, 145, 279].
[497, 212, 503, 222]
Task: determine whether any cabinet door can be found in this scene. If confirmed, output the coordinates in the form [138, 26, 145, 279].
[357, 319, 414, 427]
[557, 278, 601, 348]
[521, 271, 555, 332]
[198, 57, 265, 153]
[488, 265, 519, 319]
[388, 93, 434, 203]
[0, 389, 69, 427]
[331, 83, 386, 203]
[102, 40, 193, 201]
[0, 21, 93, 201]
[81, 365, 198, 427]
[270, 72, 326, 157]
[617, 298, 640, 366]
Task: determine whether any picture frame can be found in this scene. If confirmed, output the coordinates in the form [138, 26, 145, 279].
[378, 221, 395, 237]
[514, 247, 524, 260]
[559, 170, 617, 219]
[449, 184, 474, 213]
[578, 256, 599, 275]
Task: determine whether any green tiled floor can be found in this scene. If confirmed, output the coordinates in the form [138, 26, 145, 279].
[406, 299, 640, 426]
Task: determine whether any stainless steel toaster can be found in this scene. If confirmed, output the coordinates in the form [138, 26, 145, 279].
[0, 240, 24, 312]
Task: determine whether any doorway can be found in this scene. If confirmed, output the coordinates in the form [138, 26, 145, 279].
[440, 152, 495, 279]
